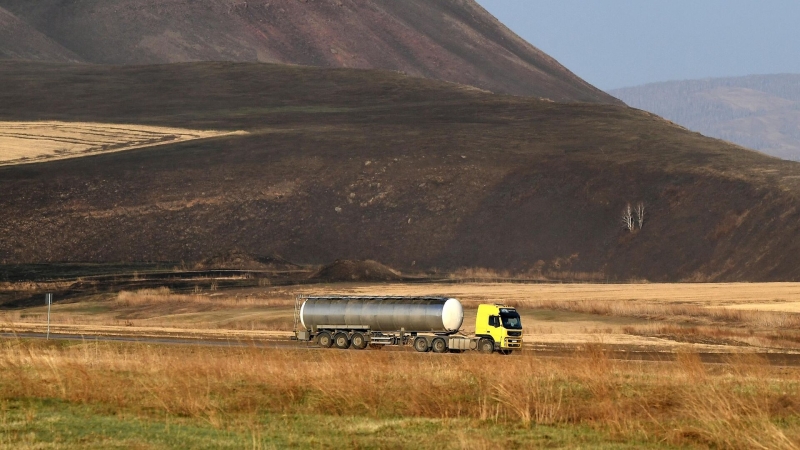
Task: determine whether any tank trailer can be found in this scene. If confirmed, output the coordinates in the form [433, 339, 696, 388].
[293, 296, 523, 354]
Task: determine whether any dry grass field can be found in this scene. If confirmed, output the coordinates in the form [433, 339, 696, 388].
[315, 283, 800, 350]
[1, 339, 799, 449]
[3, 282, 800, 352]
[3, 282, 800, 447]
[0, 121, 244, 165]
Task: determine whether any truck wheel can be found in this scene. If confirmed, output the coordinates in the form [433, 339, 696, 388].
[499, 349, 512, 356]
[431, 337, 448, 354]
[317, 332, 333, 348]
[333, 332, 351, 349]
[478, 338, 494, 354]
[413, 337, 429, 353]
[351, 332, 368, 350]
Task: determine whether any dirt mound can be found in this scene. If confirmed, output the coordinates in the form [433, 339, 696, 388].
[311, 260, 402, 282]
[254, 255, 304, 272]
[196, 251, 300, 271]
[0, 0, 619, 104]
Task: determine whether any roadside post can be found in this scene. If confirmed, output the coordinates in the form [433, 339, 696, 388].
[46, 293, 53, 340]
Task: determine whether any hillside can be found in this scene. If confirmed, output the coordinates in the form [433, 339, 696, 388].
[2, 62, 800, 281]
[0, 6, 80, 62]
[0, 0, 618, 104]
[611, 75, 800, 161]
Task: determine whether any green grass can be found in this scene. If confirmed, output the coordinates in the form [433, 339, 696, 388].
[0, 399, 670, 450]
[1, 399, 242, 449]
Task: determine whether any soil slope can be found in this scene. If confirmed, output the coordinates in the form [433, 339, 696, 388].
[2, 62, 800, 281]
[0, 0, 618, 104]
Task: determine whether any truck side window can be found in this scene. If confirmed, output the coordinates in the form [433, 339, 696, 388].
[489, 316, 499, 327]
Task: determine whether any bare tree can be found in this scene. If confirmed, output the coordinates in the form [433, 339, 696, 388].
[621, 203, 634, 232]
[634, 202, 645, 229]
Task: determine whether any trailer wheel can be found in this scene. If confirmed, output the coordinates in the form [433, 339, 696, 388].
[431, 337, 448, 354]
[317, 332, 333, 348]
[351, 332, 368, 350]
[413, 337, 430, 353]
[333, 332, 351, 349]
[478, 338, 494, 354]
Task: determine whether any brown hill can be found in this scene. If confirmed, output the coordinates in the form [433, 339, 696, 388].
[0, 0, 618, 104]
[0, 6, 81, 62]
[1, 61, 800, 281]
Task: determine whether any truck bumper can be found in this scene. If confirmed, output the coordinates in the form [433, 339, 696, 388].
[503, 337, 522, 349]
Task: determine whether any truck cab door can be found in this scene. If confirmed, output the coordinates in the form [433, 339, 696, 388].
[487, 315, 505, 344]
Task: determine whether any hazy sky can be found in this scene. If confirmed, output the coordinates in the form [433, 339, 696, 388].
[475, 0, 800, 90]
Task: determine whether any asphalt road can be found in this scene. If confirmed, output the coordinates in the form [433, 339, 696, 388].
[4, 331, 800, 366]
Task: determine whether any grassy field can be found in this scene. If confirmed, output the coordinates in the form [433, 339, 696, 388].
[3, 282, 800, 447]
[0, 121, 243, 166]
[1, 339, 799, 449]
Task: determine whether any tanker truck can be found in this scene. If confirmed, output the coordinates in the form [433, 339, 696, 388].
[293, 296, 522, 354]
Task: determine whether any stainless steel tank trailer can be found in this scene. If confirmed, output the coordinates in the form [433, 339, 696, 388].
[293, 295, 523, 354]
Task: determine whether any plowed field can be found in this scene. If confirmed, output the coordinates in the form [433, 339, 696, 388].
[0, 121, 243, 165]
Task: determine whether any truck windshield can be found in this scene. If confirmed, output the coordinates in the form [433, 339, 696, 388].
[501, 312, 522, 329]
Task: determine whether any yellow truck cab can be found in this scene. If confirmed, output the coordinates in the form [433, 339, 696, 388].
[475, 304, 523, 354]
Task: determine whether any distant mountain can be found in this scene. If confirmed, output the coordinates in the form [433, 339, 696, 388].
[0, 0, 619, 104]
[610, 75, 800, 161]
